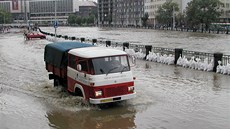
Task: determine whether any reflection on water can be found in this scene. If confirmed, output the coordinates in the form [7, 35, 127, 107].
[212, 74, 221, 91]
[47, 104, 136, 129]
[211, 73, 230, 92]
[133, 60, 230, 129]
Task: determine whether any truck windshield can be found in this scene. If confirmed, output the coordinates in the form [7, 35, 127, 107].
[92, 55, 130, 75]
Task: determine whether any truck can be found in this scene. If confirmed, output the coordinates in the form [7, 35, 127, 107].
[44, 42, 136, 104]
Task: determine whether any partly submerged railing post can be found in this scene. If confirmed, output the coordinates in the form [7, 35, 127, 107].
[106, 41, 111, 47]
[64, 35, 68, 40]
[92, 39, 97, 45]
[71, 37, 76, 40]
[80, 38, 85, 42]
[213, 53, 223, 72]
[123, 42, 129, 51]
[174, 48, 183, 65]
[145, 45, 152, 59]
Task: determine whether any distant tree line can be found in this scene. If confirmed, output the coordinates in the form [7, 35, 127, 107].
[0, 8, 12, 24]
[155, 0, 223, 31]
[67, 14, 95, 26]
[141, 13, 149, 27]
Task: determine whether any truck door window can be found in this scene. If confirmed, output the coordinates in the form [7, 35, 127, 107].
[78, 57, 89, 73]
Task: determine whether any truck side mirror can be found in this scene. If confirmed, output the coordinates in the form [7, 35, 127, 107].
[77, 64, 82, 71]
[129, 56, 136, 67]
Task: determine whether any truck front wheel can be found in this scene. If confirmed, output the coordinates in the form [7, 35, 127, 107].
[74, 88, 83, 97]
[54, 78, 59, 86]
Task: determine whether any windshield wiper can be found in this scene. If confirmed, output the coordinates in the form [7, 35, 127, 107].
[106, 67, 119, 75]
[100, 68, 105, 74]
[121, 66, 129, 73]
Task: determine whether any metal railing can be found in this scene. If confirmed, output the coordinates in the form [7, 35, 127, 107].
[222, 55, 230, 65]
[183, 50, 214, 63]
[39, 28, 230, 74]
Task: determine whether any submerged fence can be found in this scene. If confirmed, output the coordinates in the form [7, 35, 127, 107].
[39, 28, 230, 75]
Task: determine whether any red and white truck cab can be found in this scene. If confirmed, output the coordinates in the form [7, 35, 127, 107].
[44, 42, 136, 104]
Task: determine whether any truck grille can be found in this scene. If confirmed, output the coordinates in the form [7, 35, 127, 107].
[105, 86, 127, 97]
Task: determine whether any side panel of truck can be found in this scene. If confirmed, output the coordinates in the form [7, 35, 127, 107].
[44, 42, 93, 86]
[46, 63, 67, 78]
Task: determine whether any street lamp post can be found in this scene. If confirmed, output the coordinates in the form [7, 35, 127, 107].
[104, 13, 107, 26]
[114, 8, 117, 27]
[201, 7, 206, 33]
[54, 0, 57, 41]
[172, 6, 175, 30]
[24, 0, 28, 24]
[3, 13, 5, 24]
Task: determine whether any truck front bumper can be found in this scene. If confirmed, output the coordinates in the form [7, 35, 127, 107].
[89, 92, 136, 104]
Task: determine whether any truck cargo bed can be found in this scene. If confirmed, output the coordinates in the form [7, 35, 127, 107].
[44, 42, 93, 68]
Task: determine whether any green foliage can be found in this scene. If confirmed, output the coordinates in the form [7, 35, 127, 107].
[141, 13, 149, 27]
[76, 16, 82, 25]
[155, 0, 179, 26]
[88, 14, 94, 24]
[67, 14, 77, 25]
[67, 13, 95, 26]
[176, 12, 186, 27]
[185, 0, 221, 30]
[0, 8, 12, 24]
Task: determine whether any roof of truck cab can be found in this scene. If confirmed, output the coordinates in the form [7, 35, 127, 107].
[68, 47, 127, 58]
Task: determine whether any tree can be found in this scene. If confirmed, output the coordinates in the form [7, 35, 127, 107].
[67, 14, 77, 25]
[185, 0, 221, 31]
[87, 14, 95, 24]
[76, 16, 82, 25]
[176, 12, 186, 28]
[0, 9, 12, 24]
[155, 0, 179, 28]
[141, 12, 149, 27]
[68, 11, 97, 26]
[88, 11, 97, 24]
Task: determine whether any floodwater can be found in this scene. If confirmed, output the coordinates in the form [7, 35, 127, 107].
[41, 27, 230, 54]
[0, 27, 230, 129]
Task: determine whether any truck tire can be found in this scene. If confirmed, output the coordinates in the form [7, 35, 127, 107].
[75, 88, 83, 97]
[54, 78, 59, 87]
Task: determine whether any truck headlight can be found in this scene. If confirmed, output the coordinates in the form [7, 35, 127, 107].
[128, 86, 134, 92]
[95, 91, 102, 97]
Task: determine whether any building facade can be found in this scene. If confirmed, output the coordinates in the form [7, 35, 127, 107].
[75, 1, 97, 18]
[144, 0, 185, 26]
[0, 0, 96, 25]
[0, 1, 11, 12]
[219, 0, 230, 22]
[29, 0, 73, 24]
[112, 0, 144, 27]
[0, 0, 29, 22]
[97, 0, 113, 25]
[98, 0, 144, 27]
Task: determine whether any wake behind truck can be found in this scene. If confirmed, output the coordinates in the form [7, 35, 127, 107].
[44, 42, 136, 104]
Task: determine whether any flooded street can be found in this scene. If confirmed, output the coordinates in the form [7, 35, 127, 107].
[0, 27, 230, 129]
[41, 27, 230, 54]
